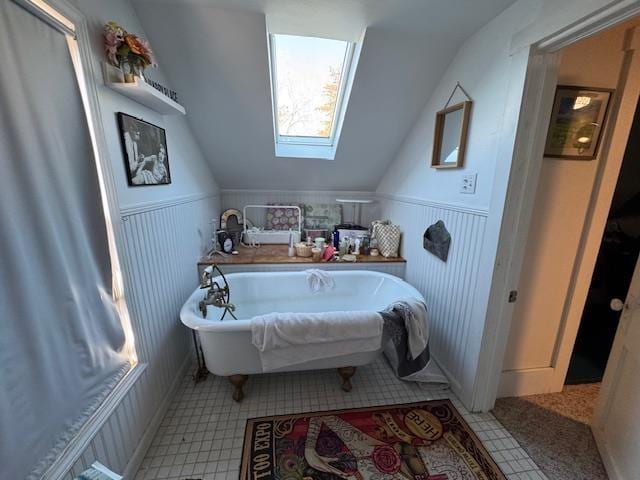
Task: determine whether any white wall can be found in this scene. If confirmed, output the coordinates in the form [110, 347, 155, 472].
[500, 20, 635, 395]
[376, 1, 537, 209]
[129, 0, 512, 191]
[71, 0, 219, 208]
[374, 0, 636, 408]
[376, 0, 538, 406]
[221, 189, 380, 228]
[57, 0, 221, 476]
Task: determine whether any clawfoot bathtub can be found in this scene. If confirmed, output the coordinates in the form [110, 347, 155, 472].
[180, 270, 423, 400]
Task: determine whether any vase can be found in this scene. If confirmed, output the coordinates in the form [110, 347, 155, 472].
[120, 60, 135, 83]
[120, 59, 145, 83]
[133, 63, 146, 82]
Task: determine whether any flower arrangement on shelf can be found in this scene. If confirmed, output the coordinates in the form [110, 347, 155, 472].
[104, 21, 156, 83]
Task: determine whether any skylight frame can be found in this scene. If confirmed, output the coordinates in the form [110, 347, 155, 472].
[267, 33, 358, 159]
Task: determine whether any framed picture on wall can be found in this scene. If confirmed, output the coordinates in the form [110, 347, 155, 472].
[544, 86, 614, 160]
[117, 112, 171, 186]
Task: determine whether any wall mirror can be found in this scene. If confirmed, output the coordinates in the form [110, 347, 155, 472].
[431, 100, 472, 169]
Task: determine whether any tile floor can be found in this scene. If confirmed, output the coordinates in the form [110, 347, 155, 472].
[134, 357, 548, 480]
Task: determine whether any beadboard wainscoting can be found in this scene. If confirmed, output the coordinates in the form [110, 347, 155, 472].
[378, 194, 488, 399]
[59, 193, 220, 479]
[221, 189, 380, 226]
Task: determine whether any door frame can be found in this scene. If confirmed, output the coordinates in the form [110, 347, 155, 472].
[473, 0, 640, 411]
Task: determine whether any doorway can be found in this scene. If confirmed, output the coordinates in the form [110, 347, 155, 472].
[565, 97, 640, 384]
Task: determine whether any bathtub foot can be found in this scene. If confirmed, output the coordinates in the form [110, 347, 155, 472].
[229, 374, 249, 402]
[337, 367, 356, 392]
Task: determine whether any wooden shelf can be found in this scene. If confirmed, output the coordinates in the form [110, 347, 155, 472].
[198, 245, 406, 266]
[102, 63, 185, 115]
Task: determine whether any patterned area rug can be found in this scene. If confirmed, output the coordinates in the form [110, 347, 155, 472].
[241, 399, 506, 479]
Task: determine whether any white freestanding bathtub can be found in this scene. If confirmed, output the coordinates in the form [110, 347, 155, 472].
[180, 270, 423, 399]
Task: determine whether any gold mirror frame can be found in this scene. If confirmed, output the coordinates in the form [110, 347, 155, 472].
[431, 100, 472, 169]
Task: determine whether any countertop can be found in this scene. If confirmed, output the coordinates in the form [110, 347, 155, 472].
[198, 244, 405, 266]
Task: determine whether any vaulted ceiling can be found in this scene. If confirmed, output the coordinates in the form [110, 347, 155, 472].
[131, 0, 516, 190]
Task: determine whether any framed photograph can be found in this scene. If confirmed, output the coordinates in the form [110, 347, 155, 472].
[431, 101, 472, 169]
[544, 86, 613, 160]
[117, 112, 171, 186]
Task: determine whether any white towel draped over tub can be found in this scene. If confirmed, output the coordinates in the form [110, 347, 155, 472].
[251, 311, 384, 371]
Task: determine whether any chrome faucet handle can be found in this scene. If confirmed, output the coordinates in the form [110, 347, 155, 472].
[200, 265, 214, 289]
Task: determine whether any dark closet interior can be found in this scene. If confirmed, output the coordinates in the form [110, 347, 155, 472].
[566, 97, 640, 384]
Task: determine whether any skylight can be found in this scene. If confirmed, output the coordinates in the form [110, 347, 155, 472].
[268, 33, 359, 159]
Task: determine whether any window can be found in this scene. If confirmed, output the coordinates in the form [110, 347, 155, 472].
[268, 33, 358, 159]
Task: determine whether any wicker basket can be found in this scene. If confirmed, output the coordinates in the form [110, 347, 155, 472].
[295, 242, 313, 257]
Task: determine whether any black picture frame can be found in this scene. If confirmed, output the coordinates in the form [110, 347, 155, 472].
[544, 85, 614, 160]
[117, 112, 171, 186]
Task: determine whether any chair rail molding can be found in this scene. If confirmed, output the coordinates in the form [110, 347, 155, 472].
[120, 192, 219, 217]
[376, 192, 489, 217]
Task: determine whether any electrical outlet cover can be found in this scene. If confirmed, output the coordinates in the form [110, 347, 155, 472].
[461, 173, 477, 194]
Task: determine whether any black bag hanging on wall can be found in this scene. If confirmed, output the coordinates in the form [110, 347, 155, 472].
[423, 220, 451, 262]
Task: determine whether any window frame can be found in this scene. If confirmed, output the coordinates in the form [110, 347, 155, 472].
[267, 33, 356, 157]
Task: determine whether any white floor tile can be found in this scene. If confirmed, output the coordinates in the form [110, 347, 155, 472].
[135, 357, 545, 479]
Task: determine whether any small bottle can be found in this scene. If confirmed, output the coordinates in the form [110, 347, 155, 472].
[332, 228, 340, 248]
[362, 235, 371, 256]
[339, 237, 349, 256]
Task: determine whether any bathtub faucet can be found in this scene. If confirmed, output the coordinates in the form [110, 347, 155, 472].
[198, 283, 236, 317]
[199, 264, 236, 318]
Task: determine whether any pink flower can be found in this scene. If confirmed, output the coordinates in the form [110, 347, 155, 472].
[102, 21, 156, 69]
[104, 31, 122, 66]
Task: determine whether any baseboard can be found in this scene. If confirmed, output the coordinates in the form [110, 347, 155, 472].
[432, 358, 463, 400]
[122, 354, 193, 480]
[592, 426, 622, 480]
[497, 367, 559, 397]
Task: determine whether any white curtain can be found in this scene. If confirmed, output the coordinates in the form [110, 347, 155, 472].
[0, 2, 130, 479]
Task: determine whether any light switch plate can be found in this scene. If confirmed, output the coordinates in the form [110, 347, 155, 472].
[460, 173, 477, 194]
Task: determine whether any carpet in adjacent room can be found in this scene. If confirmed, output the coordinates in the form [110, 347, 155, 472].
[492, 384, 607, 480]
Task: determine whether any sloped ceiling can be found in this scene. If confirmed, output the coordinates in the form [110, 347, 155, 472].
[131, 0, 516, 190]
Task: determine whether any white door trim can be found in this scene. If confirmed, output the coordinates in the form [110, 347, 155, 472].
[473, 0, 640, 411]
[471, 49, 561, 409]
